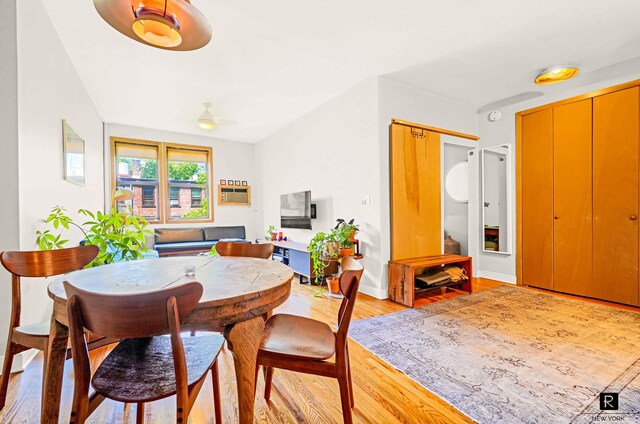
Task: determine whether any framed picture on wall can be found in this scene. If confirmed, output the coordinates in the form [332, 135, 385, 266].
[220, 179, 226, 185]
[234, 180, 241, 186]
[241, 181, 247, 186]
[62, 119, 85, 186]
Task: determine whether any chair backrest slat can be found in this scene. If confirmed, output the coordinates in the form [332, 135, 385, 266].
[63, 282, 203, 339]
[336, 256, 364, 340]
[0, 245, 99, 278]
[215, 241, 274, 259]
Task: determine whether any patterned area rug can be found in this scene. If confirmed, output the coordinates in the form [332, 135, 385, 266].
[350, 285, 640, 423]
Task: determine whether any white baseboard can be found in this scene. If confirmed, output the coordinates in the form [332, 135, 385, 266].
[359, 284, 387, 300]
[477, 270, 517, 284]
[0, 349, 39, 375]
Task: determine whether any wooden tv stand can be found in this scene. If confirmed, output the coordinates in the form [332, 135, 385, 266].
[388, 254, 472, 307]
[271, 240, 338, 284]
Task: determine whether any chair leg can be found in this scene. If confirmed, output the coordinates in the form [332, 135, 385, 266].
[338, 376, 353, 424]
[211, 360, 222, 424]
[136, 402, 145, 424]
[0, 341, 17, 409]
[346, 346, 354, 408]
[263, 366, 274, 401]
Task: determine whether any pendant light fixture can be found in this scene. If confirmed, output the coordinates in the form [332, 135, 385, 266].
[534, 66, 579, 85]
[198, 103, 216, 129]
[93, 0, 212, 51]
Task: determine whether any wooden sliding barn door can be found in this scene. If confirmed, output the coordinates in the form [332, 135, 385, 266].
[521, 109, 554, 290]
[592, 87, 640, 305]
[553, 99, 593, 297]
[390, 123, 441, 260]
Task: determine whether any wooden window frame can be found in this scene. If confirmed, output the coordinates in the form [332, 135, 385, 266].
[110, 137, 214, 224]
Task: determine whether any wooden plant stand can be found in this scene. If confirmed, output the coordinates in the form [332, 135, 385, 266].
[388, 254, 472, 307]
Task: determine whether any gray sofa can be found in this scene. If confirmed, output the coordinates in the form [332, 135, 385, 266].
[154, 226, 247, 256]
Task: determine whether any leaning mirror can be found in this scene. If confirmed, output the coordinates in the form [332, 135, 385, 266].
[63, 120, 85, 186]
[481, 144, 511, 254]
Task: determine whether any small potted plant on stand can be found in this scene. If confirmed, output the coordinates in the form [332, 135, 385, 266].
[265, 225, 278, 241]
[309, 230, 340, 297]
[335, 219, 359, 257]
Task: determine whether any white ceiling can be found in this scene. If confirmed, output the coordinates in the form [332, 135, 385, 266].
[42, 0, 640, 143]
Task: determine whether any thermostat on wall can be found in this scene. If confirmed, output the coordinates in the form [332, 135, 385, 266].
[488, 110, 502, 122]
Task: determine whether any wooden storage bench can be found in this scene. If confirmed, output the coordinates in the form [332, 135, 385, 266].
[388, 254, 472, 307]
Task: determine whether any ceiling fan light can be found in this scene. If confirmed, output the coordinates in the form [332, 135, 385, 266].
[198, 103, 216, 129]
[534, 66, 579, 85]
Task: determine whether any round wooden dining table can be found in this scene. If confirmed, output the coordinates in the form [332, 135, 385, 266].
[43, 255, 294, 424]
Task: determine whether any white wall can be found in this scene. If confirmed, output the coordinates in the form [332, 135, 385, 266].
[378, 77, 479, 294]
[476, 63, 640, 282]
[0, 0, 21, 361]
[0, 0, 105, 359]
[105, 124, 259, 240]
[255, 76, 480, 299]
[254, 78, 382, 297]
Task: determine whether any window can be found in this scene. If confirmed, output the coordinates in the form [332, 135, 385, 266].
[191, 188, 202, 207]
[170, 187, 180, 207]
[113, 140, 160, 221]
[141, 186, 156, 207]
[166, 145, 210, 220]
[111, 138, 213, 223]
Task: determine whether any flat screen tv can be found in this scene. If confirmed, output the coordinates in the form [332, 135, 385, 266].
[281, 191, 312, 229]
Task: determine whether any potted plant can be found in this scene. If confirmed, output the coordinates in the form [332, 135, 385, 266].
[35, 204, 151, 267]
[335, 219, 359, 242]
[335, 219, 359, 257]
[308, 231, 340, 297]
[326, 274, 341, 298]
[265, 225, 277, 241]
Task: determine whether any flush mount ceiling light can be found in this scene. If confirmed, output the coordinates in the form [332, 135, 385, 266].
[93, 0, 212, 51]
[534, 66, 579, 85]
[198, 103, 216, 129]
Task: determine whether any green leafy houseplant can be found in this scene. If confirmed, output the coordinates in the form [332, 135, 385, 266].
[36, 205, 151, 267]
[308, 230, 340, 296]
[265, 225, 277, 241]
[334, 219, 359, 245]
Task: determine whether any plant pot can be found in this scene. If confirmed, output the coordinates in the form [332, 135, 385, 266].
[323, 241, 339, 258]
[349, 229, 357, 243]
[327, 276, 341, 297]
[270, 232, 278, 241]
[339, 247, 354, 257]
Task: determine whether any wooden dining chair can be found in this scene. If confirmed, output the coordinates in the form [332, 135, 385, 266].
[64, 281, 224, 424]
[0, 245, 99, 410]
[215, 241, 274, 259]
[256, 256, 364, 424]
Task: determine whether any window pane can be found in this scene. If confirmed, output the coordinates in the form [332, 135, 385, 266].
[170, 186, 180, 207]
[115, 142, 159, 220]
[191, 188, 202, 207]
[167, 153, 209, 220]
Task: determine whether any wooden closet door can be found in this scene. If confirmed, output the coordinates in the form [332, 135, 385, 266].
[390, 124, 441, 260]
[593, 87, 640, 306]
[553, 99, 593, 296]
[521, 109, 554, 289]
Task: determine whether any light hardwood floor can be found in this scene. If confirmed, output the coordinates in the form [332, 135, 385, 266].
[1, 280, 500, 424]
[4, 277, 632, 423]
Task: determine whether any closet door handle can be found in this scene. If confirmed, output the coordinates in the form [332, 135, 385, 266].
[554, 216, 559, 220]
[630, 215, 638, 221]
